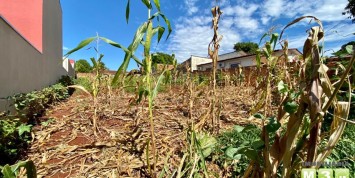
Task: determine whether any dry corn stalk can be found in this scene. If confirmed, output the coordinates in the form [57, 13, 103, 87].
[208, 5, 222, 133]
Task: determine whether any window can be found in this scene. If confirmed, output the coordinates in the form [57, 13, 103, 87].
[230, 63, 241, 68]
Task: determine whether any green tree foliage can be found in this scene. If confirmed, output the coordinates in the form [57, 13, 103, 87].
[343, 0, 355, 22]
[233, 42, 259, 54]
[75, 59, 92, 73]
[333, 41, 355, 56]
[151, 52, 175, 65]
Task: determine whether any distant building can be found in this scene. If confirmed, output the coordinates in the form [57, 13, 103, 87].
[0, 0, 68, 110]
[180, 51, 247, 72]
[196, 49, 301, 71]
[62, 58, 75, 77]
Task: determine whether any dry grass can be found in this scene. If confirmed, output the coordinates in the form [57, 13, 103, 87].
[26, 83, 259, 177]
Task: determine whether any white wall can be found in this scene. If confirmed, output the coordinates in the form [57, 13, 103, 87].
[197, 49, 301, 71]
[62, 58, 75, 77]
[190, 56, 211, 72]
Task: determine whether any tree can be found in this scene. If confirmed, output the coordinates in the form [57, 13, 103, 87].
[233, 42, 259, 54]
[75, 59, 92, 73]
[333, 41, 355, 56]
[151, 52, 175, 65]
[343, 0, 355, 23]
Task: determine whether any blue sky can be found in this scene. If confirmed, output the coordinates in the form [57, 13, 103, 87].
[61, 0, 355, 70]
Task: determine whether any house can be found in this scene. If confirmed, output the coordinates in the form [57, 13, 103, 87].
[62, 58, 76, 77]
[0, 0, 68, 110]
[197, 49, 302, 71]
[180, 51, 247, 72]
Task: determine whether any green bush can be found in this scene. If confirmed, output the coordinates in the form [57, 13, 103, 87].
[0, 117, 32, 165]
[12, 84, 69, 120]
[0, 83, 70, 167]
[213, 125, 261, 176]
[74, 77, 93, 93]
[75, 59, 92, 73]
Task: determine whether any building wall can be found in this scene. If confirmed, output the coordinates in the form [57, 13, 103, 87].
[197, 49, 301, 71]
[62, 59, 75, 77]
[0, 0, 66, 111]
[190, 56, 211, 72]
[0, 0, 43, 52]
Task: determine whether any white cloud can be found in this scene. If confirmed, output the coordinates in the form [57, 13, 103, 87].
[261, 16, 270, 25]
[184, 0, 199, 15]
[234, 17, 259, 31]
[63, 46, 69, 51]
[263, 0, 284, 17]
[234, 4, 259, 17]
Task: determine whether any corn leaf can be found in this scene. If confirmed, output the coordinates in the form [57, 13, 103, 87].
[2, 165, 15, 178]
[153, 70, 166, 99]
[159, 13, 172, 40]
[126, 0, 130, 23]
[280, 16, 322, 40]
[141, 0, 152, 9]
[153, 0, 160, 11]
[64, 37, 96, 57]
[157, 26, 165, 43]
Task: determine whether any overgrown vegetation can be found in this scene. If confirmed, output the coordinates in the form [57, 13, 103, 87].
[0, 76, 73, 176]
[2, 2, 354, 178]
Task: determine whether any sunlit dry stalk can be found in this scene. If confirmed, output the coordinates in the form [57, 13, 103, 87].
[208, 3, 222, 133]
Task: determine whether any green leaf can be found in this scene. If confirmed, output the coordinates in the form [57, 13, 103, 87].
[284, 101, 298, 114]
[17, 124, 31, 136]
[225, 147, 242, 159]
[153, 70, 167, 99]
[64, 37, 96, 57]
[102, 23, 147, 85]
[251, 140, 264, 150]
[157, 26, 165, 43]
[345, 45, 353, 54]
[126, 0, 130, 23]
[233, 125, 245, 133]
[265, 117, 281, 133]
[270, 33, 279, 50]
[144, 22, 153, 57]
[2, 165, 16, 178]
[255, 49, 261, 67]
[239, 147, 259, 161]
[159, 13, 172, 40]
[153, 0, 160, 11]
[141, 0, 152, 9]
[90, 58, 97, 67]
[99, 37, 130, 54]
[253, 113, 264, 119]
[197, 133, 217, 158]
[12, 161, 37, 178]
[277, 80, 288, 94]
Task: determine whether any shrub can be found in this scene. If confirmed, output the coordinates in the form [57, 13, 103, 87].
[213, 125, 261, 176]
[74, 77, 93, 93]
[75, 59, 92, 73]
[0, 117, 32, 165]
[58, 75, 75, 95]
[12, 84, 69, 120]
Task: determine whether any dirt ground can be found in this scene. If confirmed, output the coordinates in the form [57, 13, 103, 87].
[26, 85, 261, 177]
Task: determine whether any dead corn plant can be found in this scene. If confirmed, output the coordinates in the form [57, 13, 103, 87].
[242, 16, 355, 178]
[65, 0, 172, 176]
[208, 2, 223, 133]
